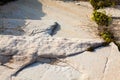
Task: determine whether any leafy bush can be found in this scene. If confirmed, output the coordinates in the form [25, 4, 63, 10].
[92, 10, 112, 26]
[99, 31, 114, 43]
[90, 0, 115, 10]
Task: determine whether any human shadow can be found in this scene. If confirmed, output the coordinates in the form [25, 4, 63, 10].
[0, 0, 46, 36]
[50, 22, 61, 36]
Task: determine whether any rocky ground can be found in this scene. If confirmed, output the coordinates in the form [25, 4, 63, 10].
[0, 0, 120, 80]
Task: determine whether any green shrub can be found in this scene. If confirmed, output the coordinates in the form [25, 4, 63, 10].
[90, 0, 115, 10]
[92, 11, 112, 26]
[99, 31, 114, 43]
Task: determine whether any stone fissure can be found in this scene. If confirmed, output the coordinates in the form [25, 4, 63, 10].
[101, 59, 108, 80]
[9, 56, 82, 80]
[101, 47, 112, 80]
[53, 57, 81, 73]
[103, 57, 108, 74]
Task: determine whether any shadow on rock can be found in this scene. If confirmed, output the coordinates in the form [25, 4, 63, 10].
[0, 0, 45, 19]
[0, 0, 46, 36]
[0, 19, 27, 36]
[50, 22, 61, 36]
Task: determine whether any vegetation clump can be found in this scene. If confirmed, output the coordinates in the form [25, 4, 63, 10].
[90, 0, 115, 10]
[92, 10, 114, 43]
[99, 30, 114, 43]
[92, 11, 112, 26]
[90, 0, 120, 51]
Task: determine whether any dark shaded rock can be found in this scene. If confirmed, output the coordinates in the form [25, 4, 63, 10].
[0, 0, 17, 5]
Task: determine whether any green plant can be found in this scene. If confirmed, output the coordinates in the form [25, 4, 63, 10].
[92, 11, 112, 26]
[92, 11, 114, 43]
[89, 0, 120, 52]
[90, 0, 115, 10]
[99, 31, 114, 43]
